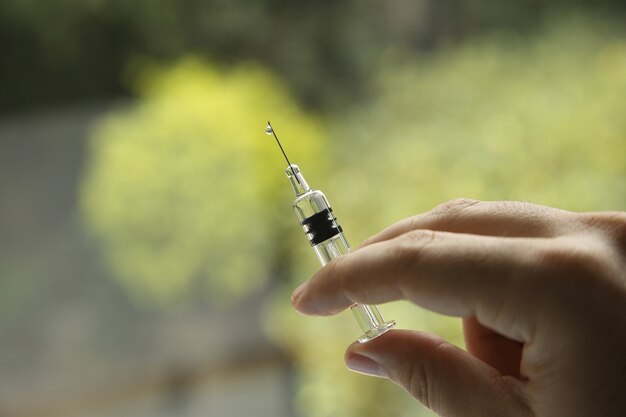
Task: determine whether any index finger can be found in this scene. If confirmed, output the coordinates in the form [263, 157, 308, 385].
[293, 230, 547, 342]
[360, 199, 576, 248]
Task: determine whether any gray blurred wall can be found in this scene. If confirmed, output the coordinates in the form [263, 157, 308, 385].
[0, 105, 293, 417]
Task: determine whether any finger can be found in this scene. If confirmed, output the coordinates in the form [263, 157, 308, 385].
[463, 316, 523, 379]
[360, 198, 576, 248]
[345, 330, 531, 417]
[292, 230, 546, 342]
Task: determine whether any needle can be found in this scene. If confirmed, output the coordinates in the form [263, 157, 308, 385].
[266, 121, 300, 183]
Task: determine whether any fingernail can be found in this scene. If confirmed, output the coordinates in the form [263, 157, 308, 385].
[346, 353, 387, 378]
[291, 282, 307, 305]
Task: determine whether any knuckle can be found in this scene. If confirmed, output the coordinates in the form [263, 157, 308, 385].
[317, 255, 351, 314]
[390, 339, 450, 411]
[394, 230, 437, 265]
[539, 243, 595, 276]
[389, 354, 430, 408]
[406, 361, 432, 409]
[408, 214, 423, 231]
[531, 235, 626, 328]
[401, 228, 438, 245]
[582, 211, 626, 252]
[320, 255, 345, 295]
[430, 198, 481, 218]
[325, 254, 345, 283]
[390, 230, 438, 297]
[536, 238, 612, 293]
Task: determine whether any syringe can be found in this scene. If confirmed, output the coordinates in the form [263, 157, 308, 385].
[266, 122, 396, 343]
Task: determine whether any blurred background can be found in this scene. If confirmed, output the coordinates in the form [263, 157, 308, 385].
[1, 1, 625, 416]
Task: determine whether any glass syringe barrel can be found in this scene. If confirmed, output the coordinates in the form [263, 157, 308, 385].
[286, 164, 395, 343]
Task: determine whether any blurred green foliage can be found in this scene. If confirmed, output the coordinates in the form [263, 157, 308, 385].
[80, 10, 625, 417]
[332, 15, 626, 229]
[3, 1, 624, 113]
[0, 0, 389, 111]
[81, 58, 326, 303]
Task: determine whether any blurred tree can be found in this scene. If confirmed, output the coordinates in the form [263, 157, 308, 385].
[0, 0, 389, 112]
[81, 57, 327, 304]
[2, 0, 624, 113]
[266, 14, 626, 417]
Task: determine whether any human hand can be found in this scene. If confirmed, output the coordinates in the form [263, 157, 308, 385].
[291, 199, 626, 417]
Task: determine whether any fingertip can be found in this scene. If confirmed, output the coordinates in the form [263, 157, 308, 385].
[290, 281, 316, 316]
[290, 283, 315, 315]
[290, 280, 344, 316]
[290, 260, 356, 316]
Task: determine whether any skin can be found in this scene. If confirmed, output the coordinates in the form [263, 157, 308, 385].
[291, 199, 626, 417]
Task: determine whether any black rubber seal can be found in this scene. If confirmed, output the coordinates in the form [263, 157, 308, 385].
[302, 208, 343, 245]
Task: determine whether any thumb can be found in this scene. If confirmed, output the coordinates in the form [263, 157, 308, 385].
[344, 330, 531, 417]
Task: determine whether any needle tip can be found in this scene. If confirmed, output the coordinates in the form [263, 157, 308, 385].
[264, 121, 300, 184]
